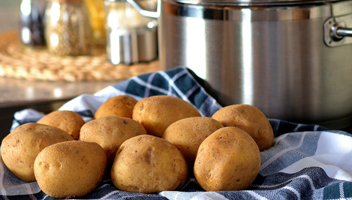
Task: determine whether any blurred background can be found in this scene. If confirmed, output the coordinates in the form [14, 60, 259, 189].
[0, 0, 111, 139]
[0, 0, 20, 32]
[0, 0, 159, 140]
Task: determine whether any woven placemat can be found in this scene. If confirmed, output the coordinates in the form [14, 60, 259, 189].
[0, 31, 160, 82]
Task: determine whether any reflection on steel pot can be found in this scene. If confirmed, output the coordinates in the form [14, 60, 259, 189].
[127, 0, 352, 129]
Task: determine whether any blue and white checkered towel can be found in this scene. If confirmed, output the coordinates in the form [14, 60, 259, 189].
[2, 67, 352, 200]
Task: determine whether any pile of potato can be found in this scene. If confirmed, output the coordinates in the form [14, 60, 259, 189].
[0, 94, 274, 198]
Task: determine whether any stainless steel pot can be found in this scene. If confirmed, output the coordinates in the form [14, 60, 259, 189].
[128, 0, 352, 129]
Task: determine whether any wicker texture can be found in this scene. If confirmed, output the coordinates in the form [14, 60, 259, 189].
[0, 31, 159, 82]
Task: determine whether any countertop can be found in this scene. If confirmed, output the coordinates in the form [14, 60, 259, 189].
[0, 0, 118, 139]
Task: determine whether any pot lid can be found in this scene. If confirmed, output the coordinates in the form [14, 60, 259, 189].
[173, 0, 341, 6]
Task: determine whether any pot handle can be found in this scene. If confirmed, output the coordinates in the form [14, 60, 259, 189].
[126, 0, 160, 19]
[324, 17, 352, 47]
[330, 25, 352, 40]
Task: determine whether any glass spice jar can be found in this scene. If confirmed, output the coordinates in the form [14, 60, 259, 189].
[86, 0, 106, 44]
[19, 0, 47, 46]
[45, 0, 93, 56]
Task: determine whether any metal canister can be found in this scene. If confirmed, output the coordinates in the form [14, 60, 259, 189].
[104, 0, 158, 65]
[19, 0, 47, 46]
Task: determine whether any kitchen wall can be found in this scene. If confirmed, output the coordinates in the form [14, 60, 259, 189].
[0, 0, 20, 32]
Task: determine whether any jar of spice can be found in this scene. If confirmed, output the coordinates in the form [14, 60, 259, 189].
[45, 0, 93, 56]
[86, 0, 106, 44]
[19, 0, 47, 46]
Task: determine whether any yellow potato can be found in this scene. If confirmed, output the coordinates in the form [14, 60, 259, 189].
[37, 110, 85, 140]
[212, 104, 274, 151]
[94, 95, 138, 119]
[163, 117, 223, 167]
[132, 95, 201, 137]
[80, 116, 147, 164]
[194, 127, 261, 191]
[34, 140, 107, 198]
[0, 123, 73, 182]
[111, 135, 188, 193]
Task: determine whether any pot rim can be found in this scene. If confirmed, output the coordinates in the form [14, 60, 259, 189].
[169, 0, 342, 6]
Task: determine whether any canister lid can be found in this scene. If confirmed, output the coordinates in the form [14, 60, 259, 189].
[173, 0, 340, 6]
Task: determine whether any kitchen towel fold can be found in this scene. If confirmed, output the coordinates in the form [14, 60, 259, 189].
[2, 67, 352, 200]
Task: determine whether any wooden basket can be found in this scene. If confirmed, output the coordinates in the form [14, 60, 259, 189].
[0, 31, 159, 82]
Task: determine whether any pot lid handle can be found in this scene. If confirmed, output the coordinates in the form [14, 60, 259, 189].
[126, 0, 160, 18]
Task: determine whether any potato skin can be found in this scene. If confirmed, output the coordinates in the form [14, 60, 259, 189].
[37, 110, 85, 140]
[194, 127, 261, 191]
[34, 140, 107, 198]
[162, 117, 223, 167]
[79, 116, 147, 164]
[212, 104, 274, 151]
[0, 123, 73, 182]
[94, 95, 138, 119]
[111, 135, 188, 193]
[132, 95, 201, 137]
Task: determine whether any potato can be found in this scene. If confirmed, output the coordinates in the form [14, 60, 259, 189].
[37, 110, 85, 140]
[132, 95, 201, 137]
[34, 140, 107, 198]
[94, 95, 138, 119]
[212, 104, 274, 151]
[162, 117, 223, 167]
[79, 116, 147, 164]
[0, 123, 73, 182]
[194, 127, 261, 191]
[111, 135, 188, 193]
